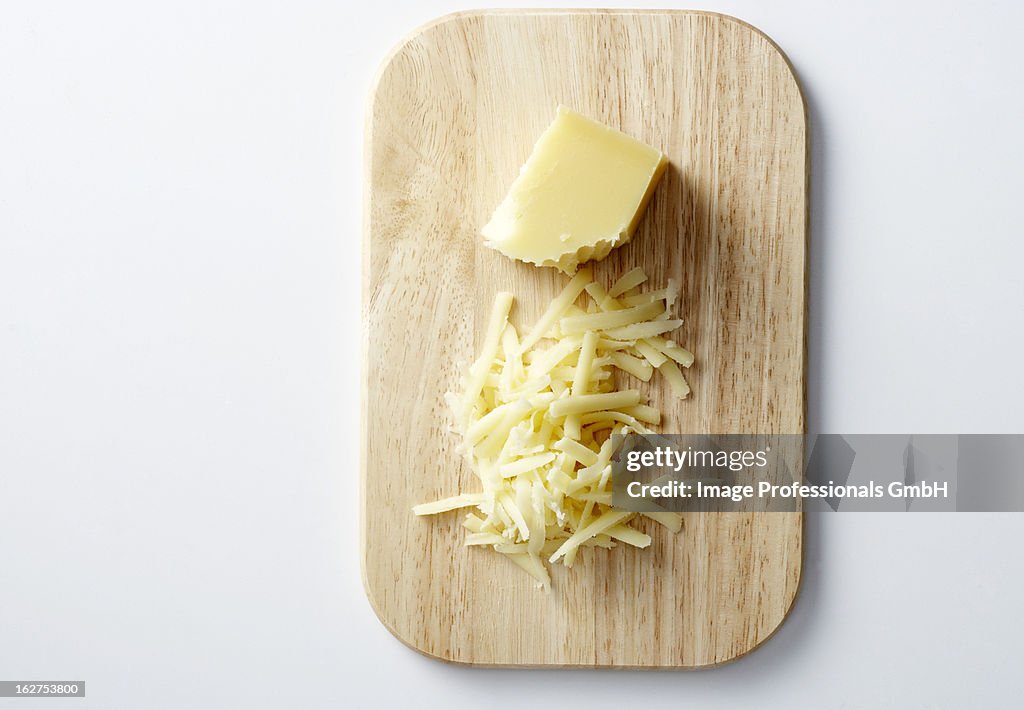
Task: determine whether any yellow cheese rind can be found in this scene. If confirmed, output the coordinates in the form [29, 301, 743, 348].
[482, 107, 668, 273]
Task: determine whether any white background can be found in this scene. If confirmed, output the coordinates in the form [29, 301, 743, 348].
[1, 1, 1022, 708]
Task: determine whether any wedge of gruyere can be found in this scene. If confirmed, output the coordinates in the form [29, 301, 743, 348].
[482, 106, 668, 274]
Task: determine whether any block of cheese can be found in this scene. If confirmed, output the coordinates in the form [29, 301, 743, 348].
[482, 106, 669, 274]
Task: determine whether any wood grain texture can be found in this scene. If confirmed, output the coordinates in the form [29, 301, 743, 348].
[362, 10, 807, 668]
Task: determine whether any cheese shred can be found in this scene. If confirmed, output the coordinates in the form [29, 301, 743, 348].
[414, 269, 695, 589]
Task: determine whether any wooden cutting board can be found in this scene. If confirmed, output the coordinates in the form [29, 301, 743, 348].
[362, 9, 806, 668]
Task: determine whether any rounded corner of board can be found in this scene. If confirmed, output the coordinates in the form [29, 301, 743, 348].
[367, 11, 470, 109]
[370, 10, 484, 89]
[704, 11, 808, 123]
[713, 535, 805, 668]
[361, 575, 472, 667]
[360, 581, 456, 663]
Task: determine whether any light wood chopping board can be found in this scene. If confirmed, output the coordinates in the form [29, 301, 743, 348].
[362, 9, 807, 668]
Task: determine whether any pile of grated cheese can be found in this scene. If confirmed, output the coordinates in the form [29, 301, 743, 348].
[412, 267, 694, 589]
